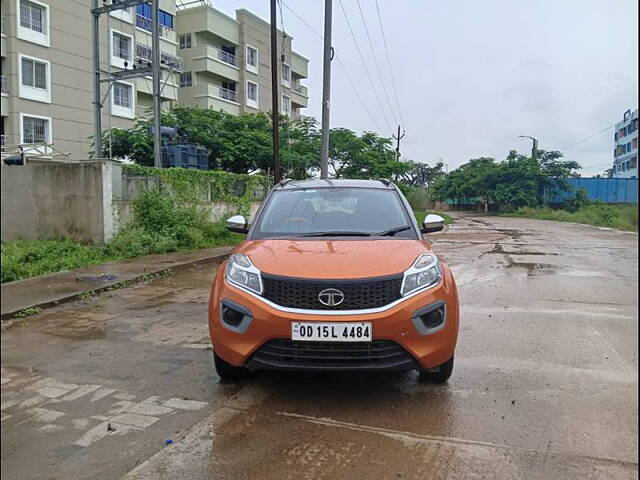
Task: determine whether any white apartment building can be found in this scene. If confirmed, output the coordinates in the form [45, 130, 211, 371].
[0, 0, 181, 159]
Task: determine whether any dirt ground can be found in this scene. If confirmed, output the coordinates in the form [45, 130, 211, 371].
[2, 214, 637, 479]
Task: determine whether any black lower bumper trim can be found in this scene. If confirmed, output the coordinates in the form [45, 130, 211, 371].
[248, 339, 418, 372]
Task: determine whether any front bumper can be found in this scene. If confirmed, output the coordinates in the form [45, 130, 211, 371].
[208, 264, 459, 372]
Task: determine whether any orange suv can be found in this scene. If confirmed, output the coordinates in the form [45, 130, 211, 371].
[208, 179, 459, 382]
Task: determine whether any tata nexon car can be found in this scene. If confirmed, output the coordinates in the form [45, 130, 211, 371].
[208, 179, 459, 382]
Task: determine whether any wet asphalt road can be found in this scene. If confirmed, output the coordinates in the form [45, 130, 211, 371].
[1, 214, 638, 479]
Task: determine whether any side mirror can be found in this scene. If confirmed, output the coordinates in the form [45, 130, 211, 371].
[421, 214, 445, 234]
[226, 215, 249, 234]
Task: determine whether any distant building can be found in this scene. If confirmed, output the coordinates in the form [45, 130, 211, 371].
[175, 5, 308, 118]
[612, 109, 638, 178]
[1, 0, 180, 158]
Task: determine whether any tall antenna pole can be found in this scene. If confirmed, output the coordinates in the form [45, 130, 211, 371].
[270, 0, 281, 182]
[152, 0, 162, 168]
[320, 0, 333, 179]
[392, 124, 405, 161]
[91, 0, 102, 159]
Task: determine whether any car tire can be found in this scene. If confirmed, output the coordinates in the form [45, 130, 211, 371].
[419, 356, 454, 383]
[213, 352, 248, 382]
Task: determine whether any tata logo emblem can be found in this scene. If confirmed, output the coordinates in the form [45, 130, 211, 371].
[318, 288, 345, 307]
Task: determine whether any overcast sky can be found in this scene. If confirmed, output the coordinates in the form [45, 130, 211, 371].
[212, 0, 639, 175]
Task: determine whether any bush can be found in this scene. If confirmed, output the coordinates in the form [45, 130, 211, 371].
[2, 190, 243, 283]
[1, 238, 108, 283]
[405, 188, 432, 211]
[109, 189, 242, 256]
[502, 204, 638, 232]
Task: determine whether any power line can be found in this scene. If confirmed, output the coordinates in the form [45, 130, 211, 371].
[374, 0, 405, 129]
[354, 0, 399, 127]
[561, 125, 614, 151]
[336, 0, 393, 132]
[280, 0, 384, 135]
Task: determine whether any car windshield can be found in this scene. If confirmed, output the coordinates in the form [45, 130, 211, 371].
[251, 187, 416, 239]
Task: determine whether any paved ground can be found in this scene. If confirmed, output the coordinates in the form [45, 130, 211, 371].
[1, 214, 637, 479]
[1, 246, 233, 319]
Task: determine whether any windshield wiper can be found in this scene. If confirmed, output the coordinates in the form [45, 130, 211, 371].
[299, 231, 372, 237]
[375, 225, 412, 237]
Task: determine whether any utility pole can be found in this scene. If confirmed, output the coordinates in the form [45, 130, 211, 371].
[91, 0, 173, 164]
[152, 0, 162, 168]
[320, 0, 333, 179]
[91, 0, 102, 159]
[519, 135, 538, 160]
[392, 125, 405, 161]
[270, 0, 281, 182]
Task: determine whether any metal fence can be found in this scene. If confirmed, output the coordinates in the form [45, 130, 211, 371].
[550, 177, 638, 204]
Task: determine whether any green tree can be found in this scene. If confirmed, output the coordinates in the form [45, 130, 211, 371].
[432, 150, 580, 209]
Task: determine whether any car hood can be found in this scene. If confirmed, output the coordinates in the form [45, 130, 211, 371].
[235, 239, 432, 279]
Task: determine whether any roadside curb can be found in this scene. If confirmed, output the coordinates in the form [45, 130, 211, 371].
[1, 250, 231, 321]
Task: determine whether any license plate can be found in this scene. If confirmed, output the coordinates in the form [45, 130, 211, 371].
[291, 322, 372, 342]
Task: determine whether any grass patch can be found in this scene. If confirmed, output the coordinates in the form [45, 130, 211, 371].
[413, 210, 455, 225]
[1, 190, 244, 283]
[500, 204, 638, 232]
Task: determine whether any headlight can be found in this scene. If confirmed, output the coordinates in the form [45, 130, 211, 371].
[401, 254, 441, 296]
[226, 254, 263, 294]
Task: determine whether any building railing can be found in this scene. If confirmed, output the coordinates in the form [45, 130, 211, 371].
[135, 15, 173, 37]
[1, 75, 7, 94]
[292, 83, 307, 96]
[218, 86, 237, 103]
[217, 48, 236, 66]
[135, 42, 183, 72]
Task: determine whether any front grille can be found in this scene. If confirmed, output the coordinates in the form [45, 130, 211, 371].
[261, 273, 403, 310]
[249, 340, 417, 371]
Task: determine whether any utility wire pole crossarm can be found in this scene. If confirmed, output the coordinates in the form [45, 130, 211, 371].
[91, 0, 164, 165]
[320, 0, 333, 179]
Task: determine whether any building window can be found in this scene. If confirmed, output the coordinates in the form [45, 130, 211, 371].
[21, 57, 46, 89]
[18, 55, 50, 103]
[180, 72, 192, 87]
[17, 0, 49, 46]
[111, 81, 135, 118]
[246, 80, 258, 109]
[179, 34, 192, 49]
[281, 94, 291, 116]
[136, 5, 173, 32]
[281, 63, 291, 88]
[246, 45, 258, 74]
[630, 157, 637, 169]
[111, 30, 133, 69]
[21, 114, 50, 144]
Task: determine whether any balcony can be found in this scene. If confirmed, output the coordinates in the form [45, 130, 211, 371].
[290, 82, 308, 109]
[191, 83, 240, 114]
[135, 15, 175, 42]
[135, 43, 183, 72]
[188, 44, 239, 81]
[216, 48, 237, 67]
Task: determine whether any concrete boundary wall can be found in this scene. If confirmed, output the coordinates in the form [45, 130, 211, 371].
[1, 161, 109, 243]
[1, 160, 261, 244]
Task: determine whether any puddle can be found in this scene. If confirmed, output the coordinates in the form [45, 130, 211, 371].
[487, 243, 558, 256]
[33, 311, 107, 341]
[504, 256, 558, 276]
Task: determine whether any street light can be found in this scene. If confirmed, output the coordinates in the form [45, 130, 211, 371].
[518, 135, 538, 160]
